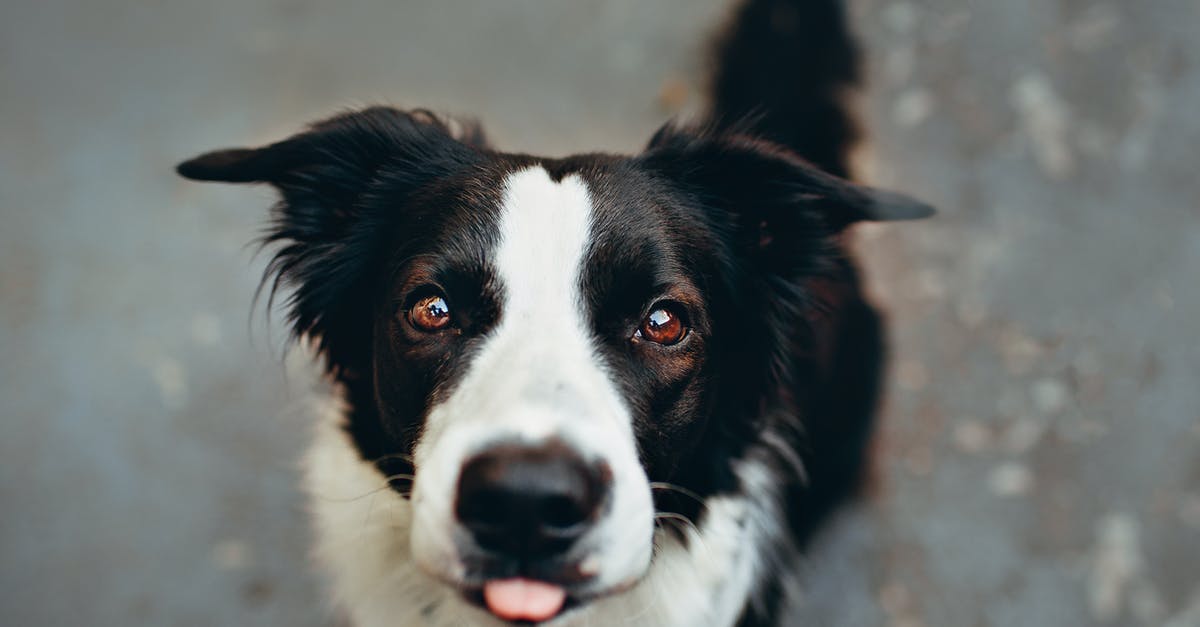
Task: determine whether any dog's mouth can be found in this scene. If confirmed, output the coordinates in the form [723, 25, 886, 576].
[463, 579, 580, 624]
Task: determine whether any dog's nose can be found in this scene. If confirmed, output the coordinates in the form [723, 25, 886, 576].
[455, 441, 609, 558]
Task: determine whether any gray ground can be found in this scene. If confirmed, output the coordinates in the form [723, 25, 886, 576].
[2, 0, 1198, 625]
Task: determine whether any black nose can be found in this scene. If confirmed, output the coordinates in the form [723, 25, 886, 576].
[455, 441, 610, 558]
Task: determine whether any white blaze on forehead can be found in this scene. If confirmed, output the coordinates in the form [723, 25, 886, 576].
[495, 167, 593, 328]
[477, 166, 631, 440]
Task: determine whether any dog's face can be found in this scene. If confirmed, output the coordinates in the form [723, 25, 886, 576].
[379, 164, 702, 611]
[178, 108, 930, 623]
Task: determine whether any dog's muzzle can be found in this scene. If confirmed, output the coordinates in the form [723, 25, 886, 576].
[454, 440, 611, 622]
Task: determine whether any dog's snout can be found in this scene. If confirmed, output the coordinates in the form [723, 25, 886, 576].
[455, 441, 609, 557]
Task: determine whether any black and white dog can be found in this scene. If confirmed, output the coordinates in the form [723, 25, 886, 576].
[177, 0, 931, 624]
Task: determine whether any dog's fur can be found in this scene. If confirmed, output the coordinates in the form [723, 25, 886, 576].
[176, 1, 931, 625]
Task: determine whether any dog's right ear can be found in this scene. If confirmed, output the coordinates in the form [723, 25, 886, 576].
[176, 107, 484, 369]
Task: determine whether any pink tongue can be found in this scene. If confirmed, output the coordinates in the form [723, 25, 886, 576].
[483, 578, 567, 622]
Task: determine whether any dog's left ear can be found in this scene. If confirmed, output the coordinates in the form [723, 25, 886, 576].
[639, 126, 934, 254]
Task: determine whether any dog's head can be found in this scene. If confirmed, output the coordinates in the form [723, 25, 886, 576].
[178, 107, 930, 623]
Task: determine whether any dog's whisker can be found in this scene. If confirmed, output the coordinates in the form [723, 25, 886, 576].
[370, 452, 416, 465]
[654, 512, 717, 558]
[653, 511, 698, 528]
[648, 482, 708, 511]
[315, 485, 392, 503]
[362, 490, 380, 529]
[314, 473, 415, 503]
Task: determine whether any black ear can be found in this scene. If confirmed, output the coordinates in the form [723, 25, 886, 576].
[640, 125, 934, 243]
[176, 107, 483, 373]
[177, 107, 485, 204]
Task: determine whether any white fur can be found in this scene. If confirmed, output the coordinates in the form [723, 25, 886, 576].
[303, 167, 785, 625]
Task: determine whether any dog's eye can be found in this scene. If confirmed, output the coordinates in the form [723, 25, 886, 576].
[409, 295, 452, 331]
[636, 306, 686, 346]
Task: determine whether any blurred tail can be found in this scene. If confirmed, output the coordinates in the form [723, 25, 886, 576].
[708, 0, 862, 178]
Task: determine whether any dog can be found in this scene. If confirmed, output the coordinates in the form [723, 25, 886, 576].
[176, 0, 932, 624]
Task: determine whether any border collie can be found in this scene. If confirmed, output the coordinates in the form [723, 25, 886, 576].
[176, 0, 932, 624]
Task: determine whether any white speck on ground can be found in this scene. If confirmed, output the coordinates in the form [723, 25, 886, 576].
[1031, 378, 1071, 415]
[894, 88, 934, 128]
[1011, 72, 1075, 180]
[988, 462, 1033, 497]
[150, 356, 188, 410]
[1088, 513, 1144, 622]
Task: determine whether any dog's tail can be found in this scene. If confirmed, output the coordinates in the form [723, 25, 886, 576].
[708, 0, 862, 178]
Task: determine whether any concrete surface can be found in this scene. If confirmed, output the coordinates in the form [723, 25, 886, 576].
[2, 0, 1198, 625]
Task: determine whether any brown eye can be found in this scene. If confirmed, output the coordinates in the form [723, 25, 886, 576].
[409, 295, 451, 331]
[638, 306, 686, 345]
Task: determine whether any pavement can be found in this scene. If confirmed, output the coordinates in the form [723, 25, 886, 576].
[2, 0, 1198, 625]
